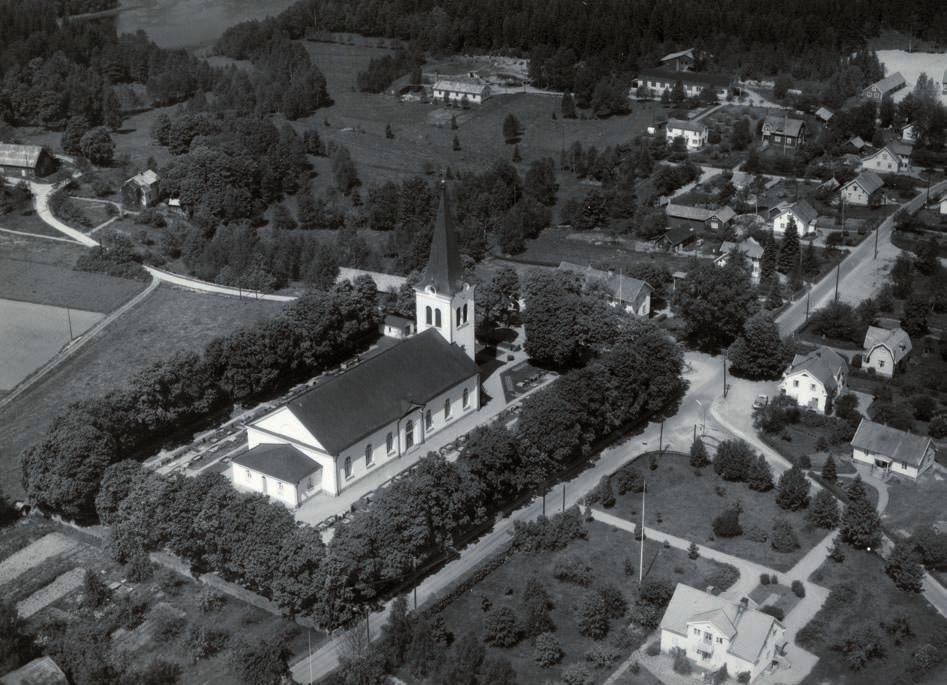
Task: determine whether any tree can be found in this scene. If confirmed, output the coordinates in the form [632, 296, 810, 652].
[773, 74, 793, 99]
[481, 658, 517, 685]
[522, 271, 587, 367]
[533, 632, 562, 666]
[771, 518, 800, 552]
[61, 115, 90, 155]
[380, 596, 411, 668]
[689, 438, 709, 467]
[808, 489, 840, 529]
[730, 117, 752, 150]
[713, 439, 755, 481]
[561, 92, 577, 119]
[450, 115, 457, 130]
[385, 123, 394, 139]
[483, 607, 520, 647]
[676, 261, 758, 351]
[713, 508, 743, 537]
[503, 114, 522, 144]
[688, 542, 700, 559]
[759, 234, 778, 287]
[80, 126, 114, 166]
[776, 464, 810, 510]
[331, 145, 360, 194]
[0, 600, 32, 674]
[728, 312, 788, 380]
[232, 635, 290, 684]
[902, 295, 929, 337]
[929, 414, 947, 439]
[778, 219, 800, 274]
[577, 592, 609, 639]
[821, 454, 837, 482]
[453, 135, 461, 151]
[671, 79, 686, 106]
[520, 589, 554, 638]
[271, 204, 296, 231]
[747, 455, 774, 491]
[524, 158, 559, 206]
[840, 476, 882, 549]
[886, 541, 925, 592]
[801, 241, 820, 276]
[891, 254, 914, 299]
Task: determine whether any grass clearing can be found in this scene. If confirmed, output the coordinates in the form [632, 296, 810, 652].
[610, 453, 826, 571]
[0, 257, 145, 312]
[429, 520, 736, 685]
[883, 474, 947, 538]
[0, 284, 285, 499]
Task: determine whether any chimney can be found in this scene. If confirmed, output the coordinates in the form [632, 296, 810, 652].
[740, 597, 749, 607]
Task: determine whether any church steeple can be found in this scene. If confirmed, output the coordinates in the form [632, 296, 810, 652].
[420, 180, 465, 295]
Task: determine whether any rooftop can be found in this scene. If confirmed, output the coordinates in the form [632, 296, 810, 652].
[232, 443, 321, 484]
[867, 71, 906, 94]
[433, 77, 488, 95]
[667, 203, 735, 223]
[418, 181, 465, 296]
[719, 237, 764, 261]
[0, 657, 68, 685]
[763, 114, 805, 137]
[864, 324, 912, 362]
[784, 346, 848, 392]
[126, 169, 159, 187]
[815, 107, 833, 121]
[778, 199, 819, 226]
[660, 48, 695, 62]
[638, 68, 732, 88]
[661, 225, 696, 246]
[851, 419, 932, 467]
[847, 170, 885, 195]
[558, 261, 652, 305]
[666, 118, 708, 134]
[0, 143, 45, 169]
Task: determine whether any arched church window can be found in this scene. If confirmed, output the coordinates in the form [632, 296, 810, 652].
[365, 444, 373, 466]
[435, 309, 442, 328]
[444, 397, 452, 419]
[456, 307, 462, 325]
[425, 306, 432, 325]
[343, 457, 352, 479]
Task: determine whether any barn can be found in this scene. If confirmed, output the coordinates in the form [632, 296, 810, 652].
[0, 144, 57, 179]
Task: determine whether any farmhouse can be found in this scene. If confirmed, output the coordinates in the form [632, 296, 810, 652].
[666, 203, 735, 230]
[235, 183, 480, 506]
[716, 237, 764, 283]
[761, 114, 807, 148]
[851, 419, 935, 480]
[558, 262, 653, 317]
[432, 76, 491, 105]
[666, 119, 709, 150]
[779, 346, 848, 414]
[122, 169, 160, 208]
[862, 321, 911, 378]
[0, 656, 68, 685]
[653, 225, 697, 253]
[0, 143, 57, 179]
[637, 68, 733, 100]
[862, 72, 906, 102]
[660, 584, 786, 683]
[861, 143, 910, 174]
[772, 200, 818, 236]
[659, 48, 696, 71]
[839, 171, 884, 207]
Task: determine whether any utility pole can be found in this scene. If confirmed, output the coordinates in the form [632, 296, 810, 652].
[659, 420, 664, 457]
[638, 482, 646, 585]
[308, 629, 313, 684]
[874, 220, 880, 260]
[805, 290, 810, 323]
[722, 348, 729, 398]
[413, 557, 418, 610]
[693, 423, 697, 444]
[66, 307, 74, 341]
[834, 262, 841, 302]
[562, 482, 566, 513]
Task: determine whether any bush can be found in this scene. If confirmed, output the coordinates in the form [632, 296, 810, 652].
[577, 592, 610, 640]
[83, 571, 110, 609]
[760, 573, 771, 585]
[713, 508, 743, 538]
[150, 605, 186, 642]
[791, 580, 806, 598]
[745, 525, 768, 543]
[713, 439, 755, 481]
[585, 644, 621, 669]
[484, 607, 521, 647]
[646, 640, 661, 656]
[157, 568, 184, 595]
[613, 466, 644, 494]
[928, 414, 947, 439]
[628, 602, 662, 629]
[771, 518, 800, 552]
[690, 438, 710, 467]
[672, 647, 692, 674]
[199, 588, 226, 613]
[553, 554, 594, 586]
[512, 507, 588, 553]
[639, 579, 674, 607]
[184, 622, 229, 662]
[706, 565, 739, 593]
[132, 659, 183, 685]
[688, 542, 700, 559]
[596, 583, 627, 619]
[737, 670, 751, 683]
[126, 551, 154, 583]
[597, 475, 615, 508]
[561, 663, 595, 685]
[775, 465, 810, 511]
[533, 632, 562, 667]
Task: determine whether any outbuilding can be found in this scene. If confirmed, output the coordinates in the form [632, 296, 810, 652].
[0, 143, 57, 179]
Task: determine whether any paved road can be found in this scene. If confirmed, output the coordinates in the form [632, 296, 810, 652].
[143, 266, 297, 302]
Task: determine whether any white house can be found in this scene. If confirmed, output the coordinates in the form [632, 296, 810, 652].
[772, 200, 818, 236]
[862, 322, 911, 378]
[666, 119, 708, 150]
[901, 123, 919, 144]
[558, 262, 653, 317]
[716, 237, 764, 284]
[861, 144, 908, 174]
[636, 69, 732, 100]
[122, 169, 160, 208]
[779, 346, 848, 414]
[839, 171, 884, 207]
[234, 183, 480, 507]
[851, 419, 936, 480]
[660, 584, 786, 683]
[432, 77, 490, 105]
[382, 314, 415, 339]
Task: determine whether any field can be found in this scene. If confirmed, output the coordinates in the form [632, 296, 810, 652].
[425, 520, 736, 685]
[877, 50, 947, 106]
[801, 546, 947, 685]
[610, 453, 827, 571]
[0, 284, 285, 499]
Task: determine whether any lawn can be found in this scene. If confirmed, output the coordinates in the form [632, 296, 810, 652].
[760, 424, 858, 474]
[0, 284, 285, 499]
[427, 520, 737, 685]
[0, 206, 67, 238]
[883, 475, 947, 539]
[747, 581, 801, 618]
[801, 546, 947, 685]
[610, 452, 828, 571]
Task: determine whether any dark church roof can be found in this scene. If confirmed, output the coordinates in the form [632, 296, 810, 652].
[283, 330, 478, 455]
[418, 181, 465, 296]
[232, 444, 321, 483]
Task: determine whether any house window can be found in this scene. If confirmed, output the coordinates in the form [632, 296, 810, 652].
[386, 432, 394, 454]
[365, 444, 373, 466]
[435, 309, 442, 328]
[343, 457, 352, 479]
[405, 420, 415, 449]
[277, 482, 283, 491]
[425, 409, 433, 431]
[425, 306, 432, 325]
[456, 307, 462, 326]
[693, 628, 700, 635]
[793, 380, 799, 388]
[245, 469, 251, 479]
[717, 637, 723, 644]
[463, 303, 468, 323]
[879, 360, 885, 368]
[463, 387, 470, 408]
[810, 383, 816, 391]
[445, 397, 452, 419]
[307, 477, 314, 490]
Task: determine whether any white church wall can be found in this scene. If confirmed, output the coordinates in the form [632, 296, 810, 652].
[251, 407, 326, 451]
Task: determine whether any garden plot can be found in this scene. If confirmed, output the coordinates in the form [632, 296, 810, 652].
[16, 567, 86, 618]
[0, 532, 80, 587]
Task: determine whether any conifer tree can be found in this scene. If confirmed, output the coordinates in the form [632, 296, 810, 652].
[840, 476, 882, 549]
[689, 437, 709, 467]
[821, 454, 837, 482]
[776, 464, 810, 510]
[885, 541, 925, 592]
[807, 489, 840, 529]
[778, 219, 800, 273]
[747, 455, 774, 491]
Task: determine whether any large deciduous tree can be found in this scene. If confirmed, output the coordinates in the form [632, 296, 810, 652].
[728, 312, 789, 380]
[676, 261, 757, 351]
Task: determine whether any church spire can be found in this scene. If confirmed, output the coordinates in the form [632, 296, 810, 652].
[420, 180, 464, 295]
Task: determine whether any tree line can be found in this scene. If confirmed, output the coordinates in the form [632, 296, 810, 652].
[20, 277, 380, 521]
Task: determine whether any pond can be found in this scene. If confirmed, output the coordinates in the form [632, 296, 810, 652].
[117, 0, 298, 49]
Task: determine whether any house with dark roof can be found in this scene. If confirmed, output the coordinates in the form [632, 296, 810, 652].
[851, 419, 935, 480]
[861, 143, 911, 174]
[715, 237, 764, 283]
[122, 169, 160, 208]
[666, 203, 736, 231]
[862, 72, 906, 102]
[238, 183, 480, 504]
[636, 68, 733, 101]
[383, 313, 415, 339]
[761, 114, 807, 148]
[0, 143, 57, 179]
[659, 48, 696, 72]
[660, 584, 786, 682]
[666, 119, 709, 150]
[840, 170, 884, 207]
[772, 199, 818, 236]
[652, 225, 697, 253]
[863, 321, 911, 378]
[779, 346, 848, 414]
[558, 262, 653, 317]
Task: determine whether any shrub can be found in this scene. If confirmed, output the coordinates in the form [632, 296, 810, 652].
[690, 438, 710, 467]
[745, 525, 768, 542]
[775, 465, 810, 510]
[760, 573, 770, 585]
[585, 644, 621, 669]
[184, 622, 229, 662]
[737, 671, 751, 683]
[577, 592, 609, 640]
[126, 551, 154, 583]
[83, 571, 110, 609]
[747, 455, 774, 491]
[157, 568, 184, 595]
[520, 592, 555, 637]
[131, 659, 182, 685]
[833, 623, 886, 671]
[613, 466, 644, 494]
[821, 454, 837, 481]
[713, 439, 755, 481]
[672, 647, 692, 674]
[553, 554, 594, 586]
[706, 564, 739, 593]
[808, 490, 840, 529]
[483, 607, 521, 647]
[760, 604, 785, 620]
[512, 507, 588, 553]
[596, 583, 627, 619]
[771, 518, 800, 552]
[623, 557, 635, 577]
[639, 580, 674, 606]
[533, 632, 562, 667]
[628, 602, 662, 629]
[688, 542, 700, 559]
[712, 508, 743, 537]
[199, 588, 226, 613]
[597, 475, 615, 508]
[561, 663, 595, 685]
[885, 541, 925, 592]
[150, 604, 186, 642]
[791, 580, 806, 598]
[646, 640, 661, 656]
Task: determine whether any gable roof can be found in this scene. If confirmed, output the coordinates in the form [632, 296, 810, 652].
[719, 237, 764, 261]
[658, 225, 696, 246]
[887, 140, 913, 157]
[844, 170, 884, 196]
[638, 68, 732, 89]
[384, 313, 414, 327]
[0, 143, 45, 169]
[274, 330, 477, 455]
[0, 656, 68, 685]
[777, 199, 818, 226]
[784, 346, 848, 391]
[660, 48, 695, 63]
[851, 419, 933, 467]
[661, 584, 783, 665]
[666, 118, 708, 134]
[815, 107, 833, 121]
[864, 324, 912, 362]
[418, 181, 465, 296]
[125, 169, 159, 188]
[763, 114, 805, 137]
[667, 203, 735, 224]
[232, 443, 321, 483]
[433, 78, 488, 95]
[848, 136, 866, 150]
[558, 261, 652, 305]
[865, 72, 906, 95]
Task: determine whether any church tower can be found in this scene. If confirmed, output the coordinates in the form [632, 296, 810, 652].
[415, 181, 476, 360]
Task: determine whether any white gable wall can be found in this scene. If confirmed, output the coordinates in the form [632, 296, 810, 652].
[780, 371, 828, 413]
[864, 345, 895, 378]
[251, 407, 325, 451]
[773, 209, 816, 236]
[853, 444, 934, 480]
[660, 622, 779, 682]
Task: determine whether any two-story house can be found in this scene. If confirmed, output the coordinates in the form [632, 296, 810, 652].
[660, 584, 786, 683]
[715, 237, 764, 284]
[666, 119, 709, 150]
[779, 346, 848, 414]
[862, 72, 906, 102]
[861, 143, 911, 174]
[839, 171, 884, 207]
[761, 114, 807, 148]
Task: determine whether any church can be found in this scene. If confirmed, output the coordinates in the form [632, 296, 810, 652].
[231, 182, 480, 508]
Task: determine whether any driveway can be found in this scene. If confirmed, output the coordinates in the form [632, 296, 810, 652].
[3, 177, 99, 247]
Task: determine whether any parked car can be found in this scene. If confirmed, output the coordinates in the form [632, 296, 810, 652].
[752, 394, 769, 409]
